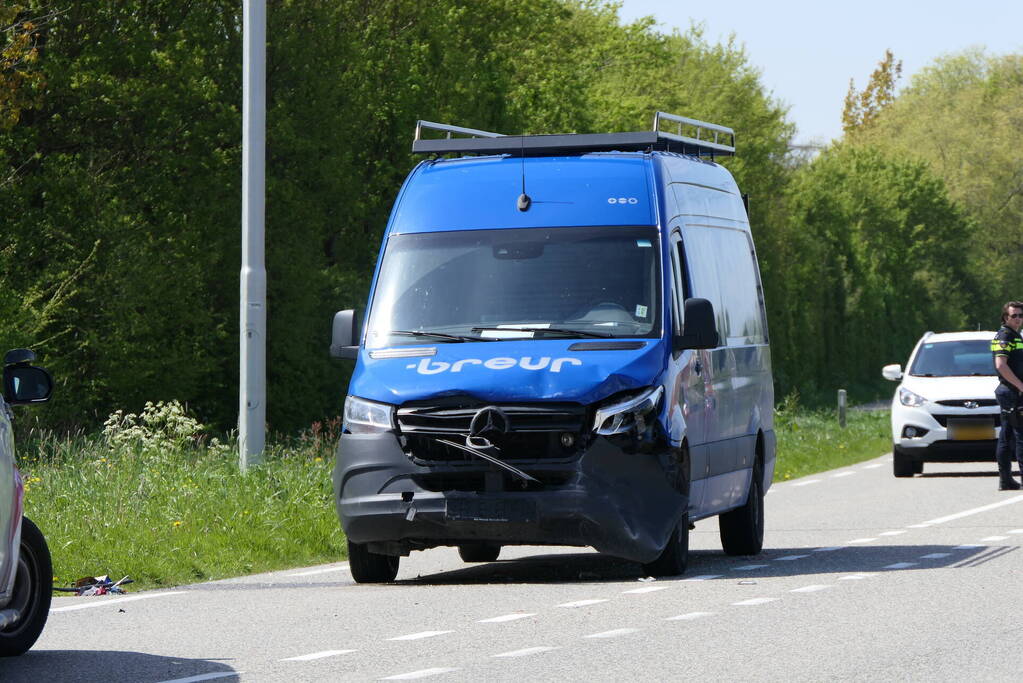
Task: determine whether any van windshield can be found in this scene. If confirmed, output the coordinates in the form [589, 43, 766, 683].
[909, 339, 996, 377]
[365, 226, 661, 348]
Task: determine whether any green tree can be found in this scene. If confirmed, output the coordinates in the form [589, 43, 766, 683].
[842, 49, 902, 134]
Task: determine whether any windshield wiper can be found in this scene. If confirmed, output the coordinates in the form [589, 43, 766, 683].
[387, 330, 493, 343]
[471, 326, 612, 339]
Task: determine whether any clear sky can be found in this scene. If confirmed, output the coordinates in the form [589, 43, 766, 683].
[616, 0, 1023, 146]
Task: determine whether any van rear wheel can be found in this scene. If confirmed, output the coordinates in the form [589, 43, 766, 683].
[457, 544, 501, 563]
[347, 540, 399, 583]
[719, 465, 765, 556]
[643, 511, 689, 577]
[0, 517, 52, 657]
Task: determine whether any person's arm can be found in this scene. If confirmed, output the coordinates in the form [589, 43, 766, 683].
[995, 355, 1023, 392]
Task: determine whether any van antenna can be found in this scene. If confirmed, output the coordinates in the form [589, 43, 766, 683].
[517, 135, 531, 211]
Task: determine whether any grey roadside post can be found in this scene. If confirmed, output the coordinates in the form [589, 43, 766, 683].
[838, 389, 847, 428]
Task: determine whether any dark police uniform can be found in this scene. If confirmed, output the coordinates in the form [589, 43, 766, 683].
[992, 325, 1023, 486]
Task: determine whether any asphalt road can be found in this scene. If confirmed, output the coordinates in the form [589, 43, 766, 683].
[4, 452, 1023, 682]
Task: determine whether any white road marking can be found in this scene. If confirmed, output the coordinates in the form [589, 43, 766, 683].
[838, 574, 873, 580]
[281, 650, 356, 661]
[156, 674, 239, 683]
[831, 471, 855, 478]
[790, 585, 831, 593]
[884, 562, 918, 570]
[287, 564, 350, 577]
[879, 530, 907, 536]
[682, 574, 722, 581]
[734, 564, 768, 571]
[387, 631, 453, 641]
[954, 544, 983, 550]
[793, 479, 822, 487]
[478, 613, 536, 623]
[732, 597, 778, 606]
[861, 463, 883, 469]
[584, 628, 640, 639]
[382, 668, 460, 680]
[558, 599, 608, 608]
[51, 591, 186, 613]
[666, 611, 716, 621]
[919, 495, 1023, 526]
[623, 586, 669, 594]
[920, 553, 951, 559]
[775, 554, 809, 561]
[981, 535, 1009, 542]
[847, 538, 877, 544]
[813, 546, 845, 553]
[494, 646, 560, 658]
[1008, 529, 1023, 534]
[907, 524, 932, 528]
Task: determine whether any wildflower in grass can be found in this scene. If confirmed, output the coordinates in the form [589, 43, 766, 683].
[173, 520, 183, 527]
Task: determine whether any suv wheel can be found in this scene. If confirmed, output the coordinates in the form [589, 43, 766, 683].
[348, 540, 399, 583]
[457, 544, 501, 563]
[893, 446, 915, 478]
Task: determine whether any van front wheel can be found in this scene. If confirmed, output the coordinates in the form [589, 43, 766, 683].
[719, 465, 765, 556]
[0, 517, 52, 657]
[348, 540, 399, 583]
[642, 511, 689, 577]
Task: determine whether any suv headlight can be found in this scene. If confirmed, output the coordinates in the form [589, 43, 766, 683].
[343, 395, 394, 434]
[898, 387, 927, 408]
[593, 386, 664, 436]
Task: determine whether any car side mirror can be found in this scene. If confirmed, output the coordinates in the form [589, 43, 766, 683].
[882, 363, 903, 381]
[675, 298, 719, 351]
[330, 309, 360, 360]
[3, 364, 54, 405]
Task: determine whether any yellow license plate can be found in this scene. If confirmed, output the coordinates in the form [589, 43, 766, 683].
[948, 419, 995, 440]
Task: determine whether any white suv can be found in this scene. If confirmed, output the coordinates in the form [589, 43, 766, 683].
[883, 331, 999, 478]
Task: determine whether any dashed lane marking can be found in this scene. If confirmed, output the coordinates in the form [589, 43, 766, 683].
[847, 538, 877, 544]
[919, 495, 1023, 526]
[157, 675, 240, 683]
[387, 631, 453, 641]
[879, 530, 907, 536]
[812, 546, 845, 553]
[623, 586, 670, 594]
[734, 564, 768, 571]
[954, 544, 983, 550]
[1009, 529, 1023, 534]
[478, 613, 536, 623]
[790, 585, 831, 593]
[558, 599, 609, 608]
[281, 650, 356, 662]
[861, 464, 883, 469]
[775, 554, 809, 561]
[51, 591, 186, 613]
[666, 611, 715, 621]
[382, 668, 460, 680]
[920, 553, 951, 559]
[493, 646, 561, 658]
[287, 564, 350, 577]
[682, 574, 722, 581]
[584, 628, 640, 639]
[884, 562, 918, 570]
[831, 472, 855, 478]
[793, 479, 822, 487]
[981, 535, 1009, 542]
[732, 598, 778, 606]
[838, 574, 873, 580]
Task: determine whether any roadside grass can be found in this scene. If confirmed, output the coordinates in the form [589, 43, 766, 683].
[17, 400, 890, 592]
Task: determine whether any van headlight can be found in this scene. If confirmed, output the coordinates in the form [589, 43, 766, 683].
[898, 387, 927, 408]
[593, 386, 664, 436]
[343, 395, 394, 434]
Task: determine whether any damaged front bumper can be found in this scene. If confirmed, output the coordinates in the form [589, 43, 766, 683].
[332, 432, 687, 564]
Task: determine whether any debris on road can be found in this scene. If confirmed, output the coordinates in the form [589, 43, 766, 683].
[54, 575, 133, 596]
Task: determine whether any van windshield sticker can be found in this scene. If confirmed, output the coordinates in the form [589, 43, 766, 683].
[636, 240, 652, 247]
[405, 356, 583, 375]
[635, 305, 648, 318]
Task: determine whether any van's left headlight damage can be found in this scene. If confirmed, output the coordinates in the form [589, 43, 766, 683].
[343, 395, 395, 434]
[593, 386, 664, 436]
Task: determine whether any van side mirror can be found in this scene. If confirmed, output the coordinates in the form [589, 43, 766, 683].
[675, 298, 719, 351]
[881, 363, 903, 381]
[3, 349, 54, 405]
[330, 310, 359, 360]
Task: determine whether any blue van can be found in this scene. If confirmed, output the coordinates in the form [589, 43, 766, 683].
[330, 112, 775, 582]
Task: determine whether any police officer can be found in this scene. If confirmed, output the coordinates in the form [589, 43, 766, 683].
[992, 301, 1023, 490]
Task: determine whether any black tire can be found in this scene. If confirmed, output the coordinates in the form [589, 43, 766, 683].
[893, 446, 915, 478]
[913, 460, 924, 475]
[457, 544, 501, 563]
[0, 517, 52, 657]
[347, 540, 399, 583]
[643, 510, 689, 577]
[719, 464, 765, 556]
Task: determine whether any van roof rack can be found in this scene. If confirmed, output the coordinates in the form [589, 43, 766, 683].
[411, 112, 735, 158]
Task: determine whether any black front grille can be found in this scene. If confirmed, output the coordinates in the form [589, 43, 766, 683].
[396, 400, 589, 463]
[933, 414, 1001, 427]
[935, 399, 998, 407]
